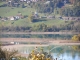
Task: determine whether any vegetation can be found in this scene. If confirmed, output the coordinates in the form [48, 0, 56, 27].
[0, 44, 27, 60]
[0, 0, 80, 32]
[0, 44, 17, 60]
[72, 34, 80, 41]
[72, 45, 80, 51]
[33, 0, 80, 16]
[28, 47, 52, 60]
[0, 0, 80, 17]
[0, 20, 80, 32]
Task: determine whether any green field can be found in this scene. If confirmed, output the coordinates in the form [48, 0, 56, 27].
[0, 3, 71, 28]
[0, 18, 71, 27]
[0, 7, 36, 17]
[0, 2, 44, 17]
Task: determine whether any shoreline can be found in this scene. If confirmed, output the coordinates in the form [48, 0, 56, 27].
[1, 32, 79, 34]
[1, 38, 80, 58]
[0, 38, 80, 46]
[2, 43, 80, 58]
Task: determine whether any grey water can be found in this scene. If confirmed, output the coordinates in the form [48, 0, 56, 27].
[18, 45, 80, 60]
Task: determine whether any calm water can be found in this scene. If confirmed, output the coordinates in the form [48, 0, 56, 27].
[1, 34, 80, 60]
[1, 34, 73, 40]
[18, 45, 80, 60]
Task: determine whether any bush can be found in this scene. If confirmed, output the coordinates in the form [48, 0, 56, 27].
[72, 34, 80, 41]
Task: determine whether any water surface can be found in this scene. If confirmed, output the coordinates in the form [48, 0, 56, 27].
[18, 45, 80, 60]
[1, 34, 73, 40]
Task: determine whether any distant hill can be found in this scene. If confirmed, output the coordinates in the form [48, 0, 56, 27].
[0, 0, 80, 32]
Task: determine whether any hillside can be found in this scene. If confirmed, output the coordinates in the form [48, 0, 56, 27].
[0, 0, 80, 32]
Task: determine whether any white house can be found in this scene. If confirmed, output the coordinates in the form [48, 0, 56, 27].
[44, 1, 50, 4]
[20, 0, 26, 1]
[10, 16, 15, 20]
[31, 0, 38, 2]
[14, 16, 20, 20]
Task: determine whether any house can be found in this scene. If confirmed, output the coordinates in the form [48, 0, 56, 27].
[14, 16, 20, 20]
[62, 17, 80, 20]
[20, 0, 27, 2]
[27, 1, 31, 3]
[62, 17, 69, 20]
[20, 0, 38, 3]
[9, 16, 15, 21]
[14, 3, 19, 7]
[31, 11, 39, 18]
[44, 1, 50, 4]
[1, 17, 8, 21]
[1, 18, 6, 21]
[64, 0, 67, 4]
[31, 0, 38, 2]
[47, 15, 55, 19]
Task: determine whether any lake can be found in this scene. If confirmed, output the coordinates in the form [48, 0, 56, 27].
[18, 45, 80, 60]
[1, 34, 73, 40]
[1, 33, 80, 60]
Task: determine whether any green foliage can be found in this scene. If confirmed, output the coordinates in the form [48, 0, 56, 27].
[28, 48, 52, 60]
[0, 7, 35, 17]
[72, 45, 80, 51]
[31, 23, 48, 32]
[0, 20, 80, 32]
[61, 6, 80, 17]
[0, 1, 80, 32]
[72, 34, 80, 41]
[0, 0, 80, 17]
[28, 13, 34, 23]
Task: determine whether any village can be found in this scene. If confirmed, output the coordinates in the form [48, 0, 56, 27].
[0, 0, 80, 21]
[0, 13, 25, 21]
[0, 12, 80, 21]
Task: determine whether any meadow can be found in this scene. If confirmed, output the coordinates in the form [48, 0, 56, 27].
[0, 2, 73, 31]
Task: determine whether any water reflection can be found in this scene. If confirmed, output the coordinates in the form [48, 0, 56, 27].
[1, 34, 73, 39]
[18, 45, 80, 60]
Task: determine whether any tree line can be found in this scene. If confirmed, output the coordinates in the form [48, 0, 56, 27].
[33, 0, 80, 17]
[1, 0, 80, 17]
[0, 21, 80, 32]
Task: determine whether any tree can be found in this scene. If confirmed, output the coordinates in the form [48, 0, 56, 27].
[28, 13, 35, 23]
[72, 34, 80, 41]
[37, 23, 47, 32]
[0, 44, 28, 60]
[0, 44, 18, 60]
[72, 45, 80, 51]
